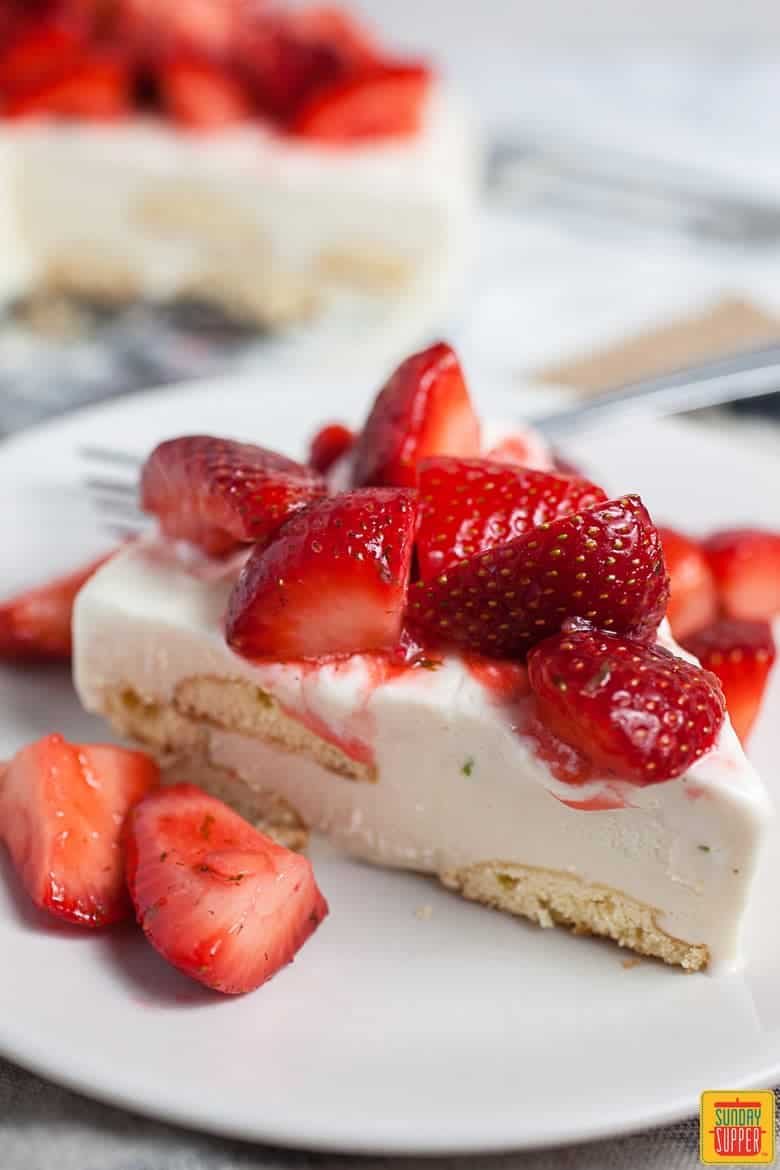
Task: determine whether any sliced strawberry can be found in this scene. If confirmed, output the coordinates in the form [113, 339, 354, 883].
[0, 551, 114, 662]
[292, 61, 432, 142]
[159, 56, 252, 129]
[0, 734, 159, 927]
[658, 526, 717, 641]
[5, 55, 132, 120]
[125, 784, 328, 994]
[416, 458, 607, 581]
[119, 0, 243, 61]
[226, 488, 418, 660]
[307, 422, 354, 474]
[0, 17, 87, 93]
[351, 343, 480, 489]
[528, 630, 726, 784]
[483, 432, 553, 472]
[703, 528, 780, 621]
[238, 4, 379, 123]
[406, 494, 669, 659]
[141, 436, 327, 557]
[682, 618, 776, 743]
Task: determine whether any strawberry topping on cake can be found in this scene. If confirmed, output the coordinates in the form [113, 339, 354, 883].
[658, 526, 717, 640]
[0, 0, 433, 140]
[682, 619, 776, 744]
[703, 529, 780, 622]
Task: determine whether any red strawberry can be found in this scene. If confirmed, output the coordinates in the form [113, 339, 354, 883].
[0, 551, 114, 661]
[483, 432, 553, 472]
[238, 4, 379, 123]
[159, 57, 252, 129]
[682, 618, 776, 744]
[141, 436, 327, 557]
[416, 458, 607, 580]
[292, 61, 432, 142]
[307, 422, 354, 474]
[0, 734, 159, 927]
[0, 17, 86, 93]
[528, 630, 726, 784]
[125, 784, 328, 994]
[226, 488, 417, 660]
[658, 526, 717, 641]
[703, 529, 780, 621]
[406, 494, 669, 659]
[5, 55, 131, 121]
[119, 0, 242, 61]
[351, 343, 480, 489]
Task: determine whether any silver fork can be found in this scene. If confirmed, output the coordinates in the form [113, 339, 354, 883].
[81, 338, 780, 532]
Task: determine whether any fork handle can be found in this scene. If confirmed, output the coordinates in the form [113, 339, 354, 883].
[530, 340, 780, 439]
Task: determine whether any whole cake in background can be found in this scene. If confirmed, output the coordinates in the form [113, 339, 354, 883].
[0, 0, 476, 359]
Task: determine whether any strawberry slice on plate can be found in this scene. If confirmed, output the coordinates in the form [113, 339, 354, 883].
[528, 629, 726, 784]
[160, 57, 253, 129]
[0, 734, 159, 927]
[5, 55, 132, 121]
[682, 618, 776, 743]
[351, 343, 481, 489]
[658, 526, 717, 640]
[125, 784, 328, 994]
[141, 435, 327, 557]
[292, 61, 432, 142]
[226, 488, 418, 660]
[0, 550, 114, 662]
[703, 528, 780, 621]
[307, 422, 354, 474]
[407, 494, 669, 659]
[416, 458, 607, 580]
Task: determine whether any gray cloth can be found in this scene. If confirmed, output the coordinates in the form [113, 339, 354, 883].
[0, 1056, 724, 1170]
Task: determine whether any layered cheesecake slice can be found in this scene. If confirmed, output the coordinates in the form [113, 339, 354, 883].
[0, 2, 476, 358]
[73, 344, 772, 971]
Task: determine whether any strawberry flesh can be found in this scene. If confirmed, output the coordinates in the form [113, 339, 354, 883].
[141, 435, 327, 557]
[407, 494, 669, 659]
[226, 488, 418, 660]
[703, 528, 780, 621]
[0, 550, 114, 662]
[125, 784, 328, 994]
[416, 458, 607, 580]
[528, 630, 726, 784]
[0, 734, 159, 926]
[307, 422, 354, 474]
[658, 526, 717, 640]
[5, 54, 132, 120]
[160, 56, 253, 129]
[682, 618, 776, 743]
[351, 342, 481, 489]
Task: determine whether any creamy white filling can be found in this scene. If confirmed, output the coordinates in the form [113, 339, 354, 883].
[73, 529, 771, 968]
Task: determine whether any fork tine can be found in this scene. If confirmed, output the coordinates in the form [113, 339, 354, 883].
[80, 445, 144, 468]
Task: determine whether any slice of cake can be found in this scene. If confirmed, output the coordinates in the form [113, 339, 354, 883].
[73, 343, 772, 971]
[0, 2, 476, 360]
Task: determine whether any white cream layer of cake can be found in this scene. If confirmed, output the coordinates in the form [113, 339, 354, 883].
[73, 532, 771, 970]
[0, 86, 477, 361]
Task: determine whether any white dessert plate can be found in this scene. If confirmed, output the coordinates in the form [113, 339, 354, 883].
[0, 372, 778, 1156]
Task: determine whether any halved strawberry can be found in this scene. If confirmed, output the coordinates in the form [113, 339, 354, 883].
[141, 435, 327, 557]
[528, 629, 726, 784]
[159, 57, 252, 129]
[238, 4, 379, 123]
[292, 61, 432, 142]
[119, 0, 243, 61]
[0, 734, 159, 927]
[0, 551, 114, 662]
[5, 55, 132, 121]
[416, 458, 607, 580]
[226, 488, 418, 660]
[125, 784, 328, 994]
[703, 529, 780, 621]
[351, 343, 480, 489]
[483, 432, 553, 472]
[406, 494, 669, 659]
[658, 526, 717, 641]
[0, 16, 87, 94]
[682, 618, 776, 743]
[307, 422, 354, 474]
